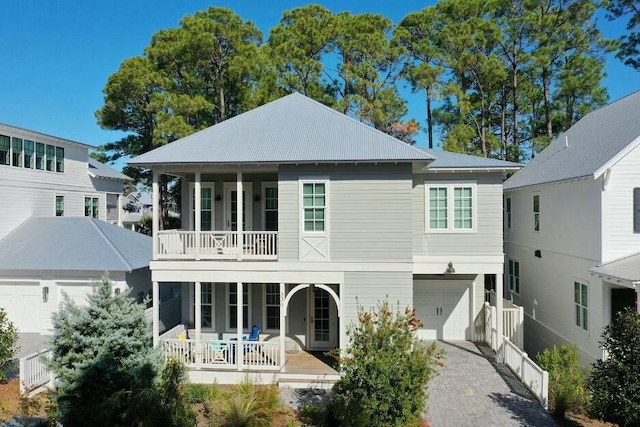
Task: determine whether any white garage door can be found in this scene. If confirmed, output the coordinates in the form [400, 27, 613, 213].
[0, 282, 41, 333]
[59, 283, 94, 307]
[414, 279, 471, 340]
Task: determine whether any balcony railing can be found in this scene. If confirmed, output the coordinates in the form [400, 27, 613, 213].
[157, 230, 277, 261]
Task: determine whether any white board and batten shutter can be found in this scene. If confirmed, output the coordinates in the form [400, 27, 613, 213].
[414, 279, 471, 340]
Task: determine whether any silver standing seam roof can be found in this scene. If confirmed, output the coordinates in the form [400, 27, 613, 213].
[590, 252, 640, 284]
[505, 91, 640, 190]
[420, 148, 522, 170]
[0, 217, 151, 272]
[128, 93, 434, 166]
[88, 158, 132, 181]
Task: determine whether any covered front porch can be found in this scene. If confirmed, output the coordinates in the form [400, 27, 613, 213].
[151, 280, 343, 382]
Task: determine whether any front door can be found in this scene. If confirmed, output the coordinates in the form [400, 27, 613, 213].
[308, 287, 337, 350]
[224, 183, 253, 232]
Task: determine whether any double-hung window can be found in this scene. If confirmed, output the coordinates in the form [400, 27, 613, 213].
[35, 143, 45, 170]
[189, 183, 214, 231]
[55, 147, 64, 172]
[506, 197, 512, 229]
[263, 185, 278, 231]
[0, 135, 9, 166]
[228, 283, 250, 330]
[84, 197, 99, 218]
[426, 182, 476, 232]
[264, 284, 280, 331]
[45, 145, 55, 171]
[302, 182, 326, 232]
[55, 196, 64, 217]
[24, 140, 34, 169]
[193, 283, 214, 328]
[574, 281, 588, 331]
[533, 194, 540, 231]
[11, 137, 22, 167]
[508, 259, 520, 295]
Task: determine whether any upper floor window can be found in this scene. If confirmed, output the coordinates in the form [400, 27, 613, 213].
[574, 281, 588, 331]
[45, 145, 55, 171]
[35, 143, 45, 170]
[508, 259, 520, 295]
[24, 140, 34, 169]
[506, 197, 512, 229]
[533, 194, 540, 231]
[264, 185, 278, 231]
[189, 184, 214, 231]
[634, 188, 640, 234]
[55, 147, 64, 172]
[302, 182, 326, 232]
[426, 182, 476, 232]
[84, 197, 99, 219]
[0, 135, 9, 166]
[11, 137, 22, 167]
[55, 195, 64, 217]
[264, 284, 280, 331]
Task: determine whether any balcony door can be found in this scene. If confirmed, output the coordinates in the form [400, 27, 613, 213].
[308, 286, 337, 350]
[223, 183, 253, 231]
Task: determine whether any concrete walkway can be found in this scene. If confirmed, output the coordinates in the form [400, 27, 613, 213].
[425, 341, 557, 427]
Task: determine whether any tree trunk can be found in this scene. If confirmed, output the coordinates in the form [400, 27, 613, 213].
[512, 43, 519, 149]
[426, 87, 433, 149]
[543, 68, 552, 139]
[501, 89, 507, 161]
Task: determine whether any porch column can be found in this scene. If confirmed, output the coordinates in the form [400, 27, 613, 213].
[237, 282, 244, 371]
[152, 170, 159, 259]
[195, 281, 202, 369]
[152, 281, 159, 347]
[636, 286, 639, 314]
[236, 170, 243, 260]
[117, 195, 123, 227]
[339, 281, 346, 351]
[194, 171, 201, 260]
[496, 273, 504, 353]
[279, 282, 286, 372]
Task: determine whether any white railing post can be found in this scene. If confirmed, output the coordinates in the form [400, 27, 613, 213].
[19, 356, 26, 394]
[541, 370, 549, 410]
[517, 305, 524, 348]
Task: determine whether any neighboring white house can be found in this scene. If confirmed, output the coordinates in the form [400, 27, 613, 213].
[504, 91, 640, 364]
[127, 92, 521, 381]
[0, 123, 131, 240]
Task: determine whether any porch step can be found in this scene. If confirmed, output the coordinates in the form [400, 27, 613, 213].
[278, 373, 340, 390]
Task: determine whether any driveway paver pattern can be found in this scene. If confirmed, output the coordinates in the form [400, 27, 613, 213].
[425, 341, 557, 427]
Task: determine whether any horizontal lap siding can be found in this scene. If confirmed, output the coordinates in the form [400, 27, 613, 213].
[413, 173, 504, 256]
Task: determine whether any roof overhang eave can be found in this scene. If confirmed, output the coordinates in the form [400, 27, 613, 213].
[425, 166, 522, 173]
[590, 271, 638, 289]
[128, 158, 433, 168]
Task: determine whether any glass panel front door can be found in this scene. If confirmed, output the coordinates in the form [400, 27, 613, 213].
[309, 287, 336, 349]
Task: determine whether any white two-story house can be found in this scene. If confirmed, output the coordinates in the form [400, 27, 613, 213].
[504, 91, 640, 364]
[129, 93, 521, 383]
[0, 123, 160, 335]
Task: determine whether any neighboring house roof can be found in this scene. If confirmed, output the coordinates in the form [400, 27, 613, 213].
[590, 251, 640, 284]
[0, 217, 151, 272]
[88, 158, 132, 181]
[420, 148, 522, 170]
[505, 91, 640, 190]
[128, 93, 434, 166]
[0, 122, 93, 149]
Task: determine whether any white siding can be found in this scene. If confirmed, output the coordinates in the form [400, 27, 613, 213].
[603, 141, 640, 261]
[413, 173, 504, 257]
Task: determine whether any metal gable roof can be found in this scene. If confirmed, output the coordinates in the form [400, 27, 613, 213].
[0, 217, 151, 272]
[88, 158, 132, 181]
[590, 251, 640, 283]
[128, 93, 434, 166]
[505, 91, 640, 190]
[420, 148, 523, 169]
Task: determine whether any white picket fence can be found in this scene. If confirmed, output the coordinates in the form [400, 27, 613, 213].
[19, 349, 54, 394]
[500, 337, 549, 409]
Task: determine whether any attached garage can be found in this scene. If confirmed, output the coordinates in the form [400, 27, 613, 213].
[0, 281, 41, 333]
[58, 282, 95, 307]
[414, 278, 472, 340]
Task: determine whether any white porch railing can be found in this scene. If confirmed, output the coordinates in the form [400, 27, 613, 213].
[19, 349, 54, 394]
[483, 302, 499, 351]
[160, 338, 280, 371]
[500, 337, 549, 409]
[503, 306, 524, 349]
[157, 231, 277, 260]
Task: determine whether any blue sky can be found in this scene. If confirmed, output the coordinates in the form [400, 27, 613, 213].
[1, 0, 638, 163]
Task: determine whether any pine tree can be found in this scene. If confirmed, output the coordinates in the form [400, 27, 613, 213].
[49, 276, 159, 426]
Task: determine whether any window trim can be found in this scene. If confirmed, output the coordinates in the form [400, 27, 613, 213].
[84, 196, 100, 219]
[507, 258, 520, 296]
[262, 182, 278, 231]
[533, 193, 540, 232]
[506, 197, 512, 229]
[574, 280, 589, 332]
[226, 283, 252, 332]
[262, 284, 281, 332]
[425, 181, 477, 233]
[188, 182, 215, 231]
[299, 178, 330, 235]
[55, 194, 64, 217]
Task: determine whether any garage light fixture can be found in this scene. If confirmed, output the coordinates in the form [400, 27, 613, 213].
[446, 261, 456, 274]
[42, 286, 49, 303]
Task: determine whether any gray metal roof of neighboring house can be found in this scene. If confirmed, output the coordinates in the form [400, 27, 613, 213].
[590, 251, 640, 283]
[88, 158, 132, 181]
[128, 93, 434, 166]
[420, 148, 523, 170]
[0, 217, 151, 272]
[505, 91, 640, 190]
[0, 122, 93, 149]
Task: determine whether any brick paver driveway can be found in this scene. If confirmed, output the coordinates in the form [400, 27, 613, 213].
[425, 341, 557, 427]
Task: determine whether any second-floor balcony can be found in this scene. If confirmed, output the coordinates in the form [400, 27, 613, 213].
[157, 230, 277, 261]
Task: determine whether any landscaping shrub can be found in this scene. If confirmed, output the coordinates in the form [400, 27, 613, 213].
[536, 344, 588, 417]
[588, 308, 640, 427]
[212, 379, 282, 427]
[185, 382, 218, 404]
[0, 307, 18, 381]
[331, 298, 443, 427]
